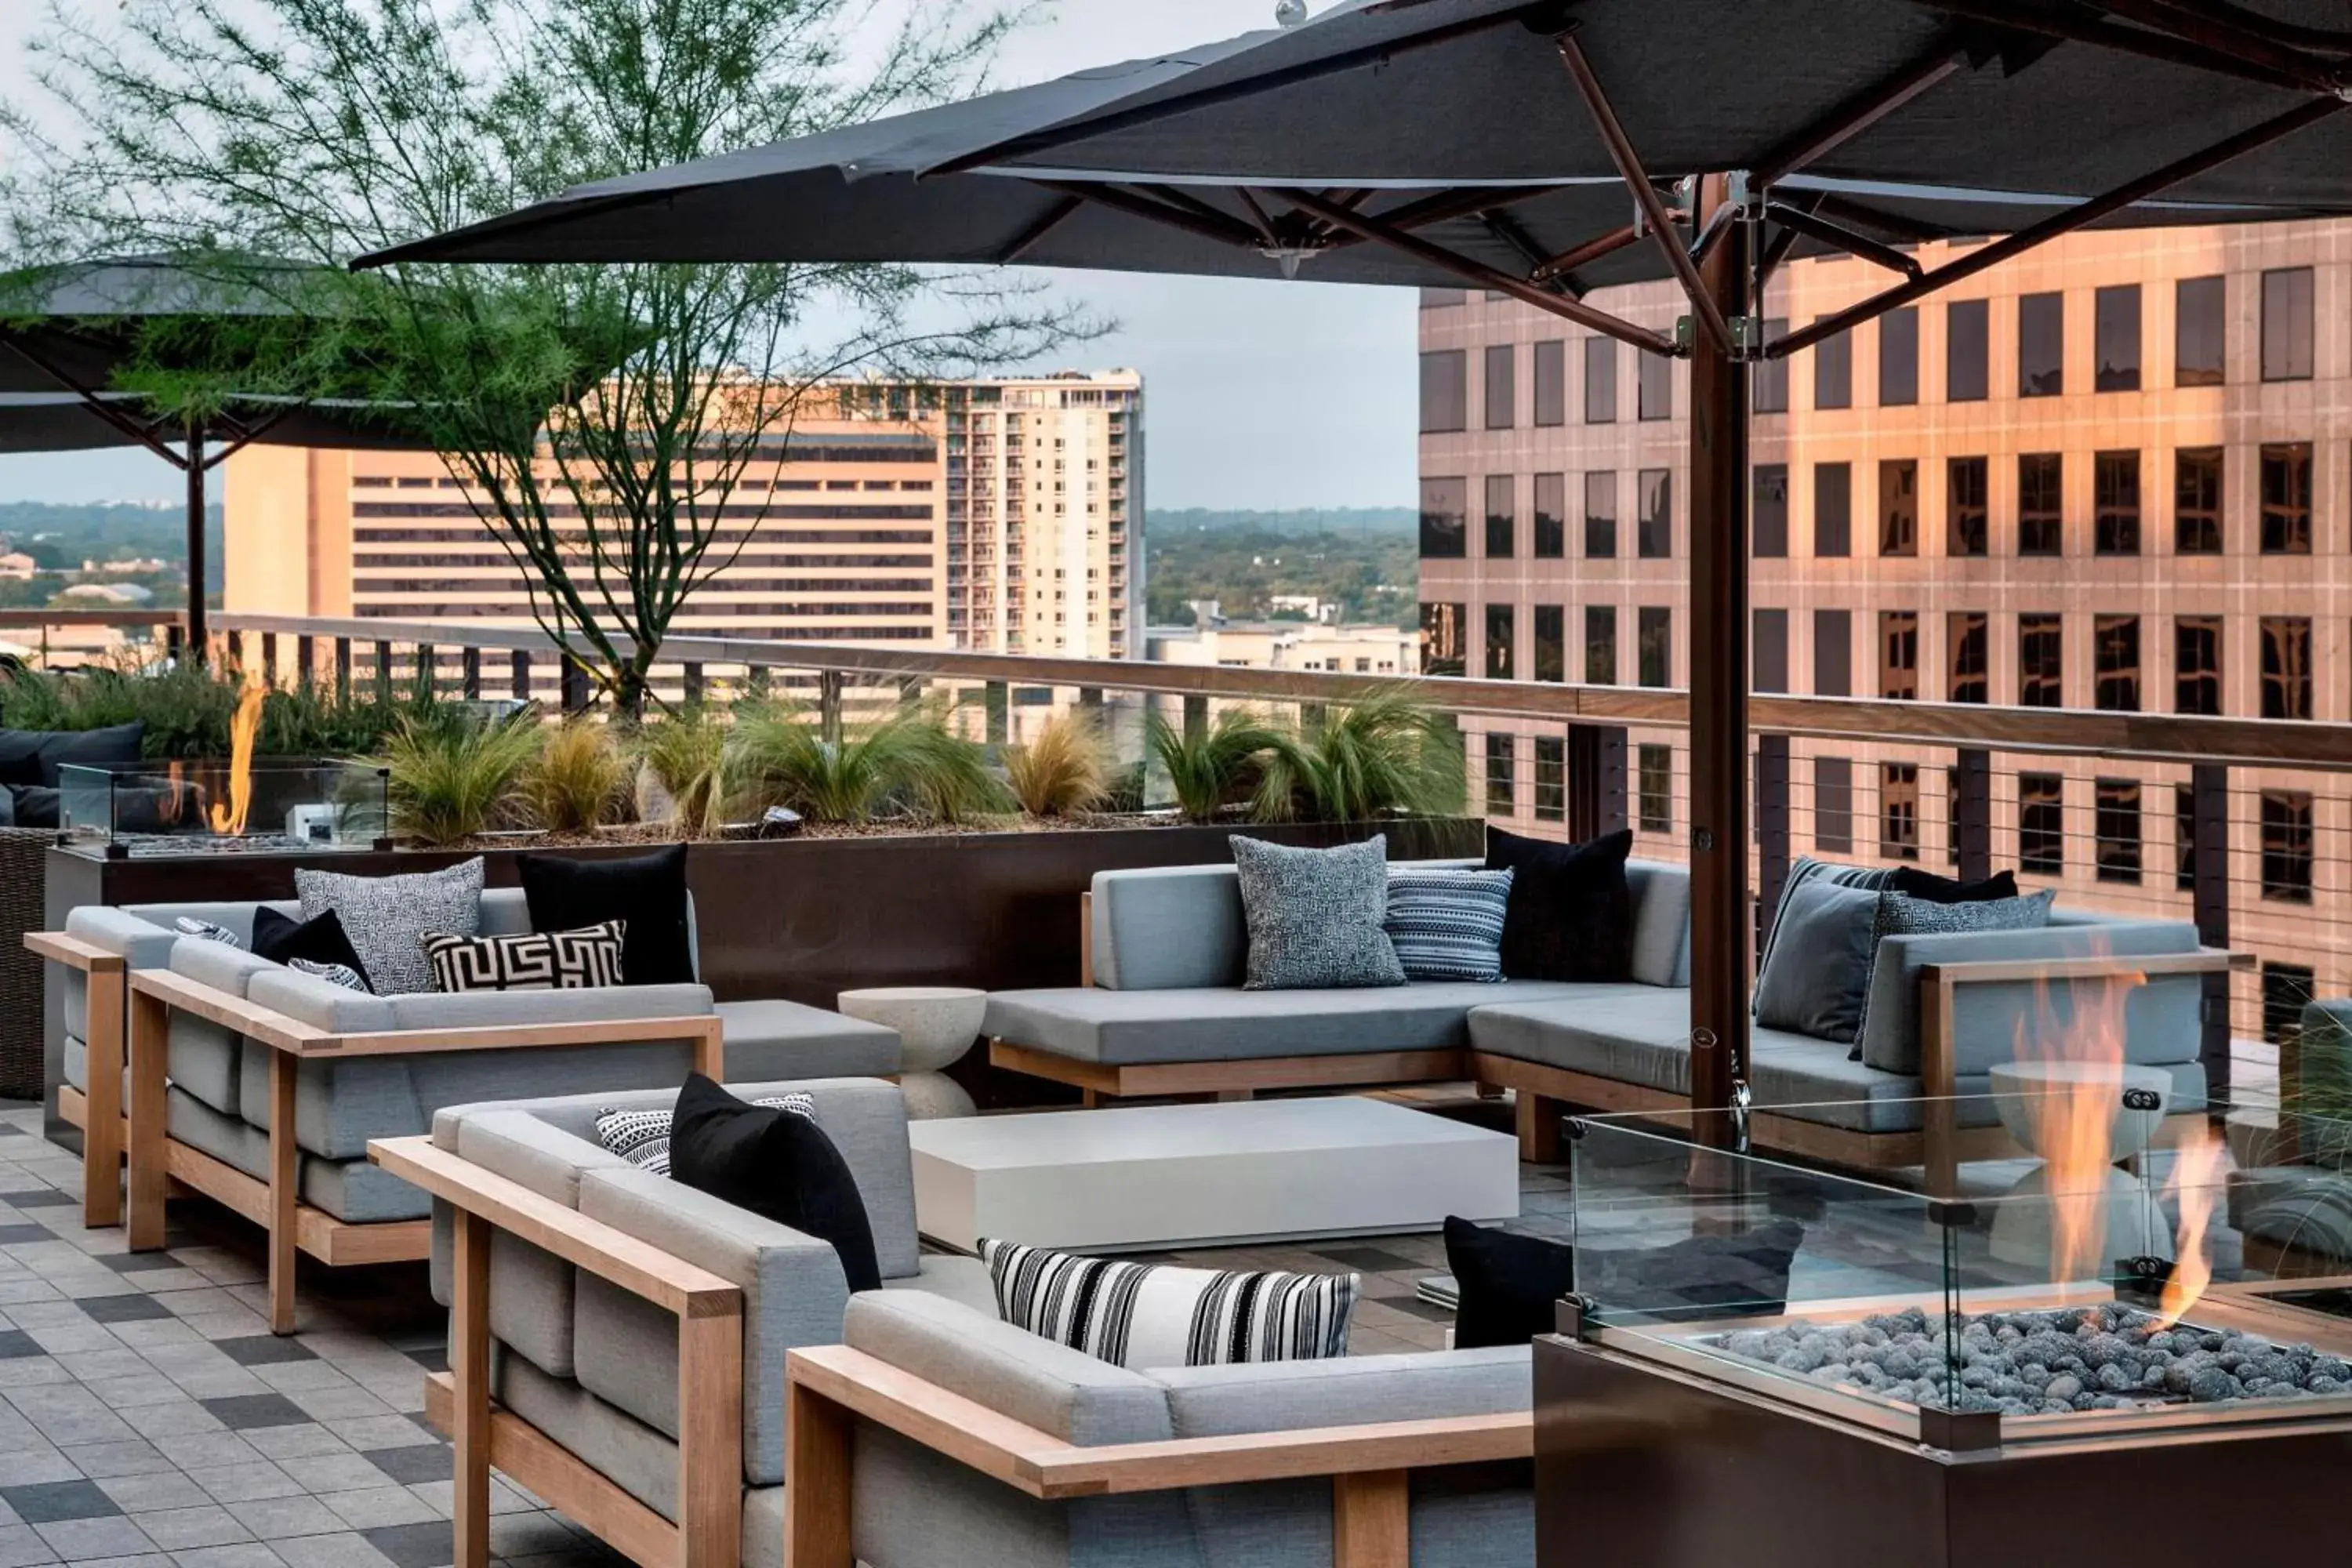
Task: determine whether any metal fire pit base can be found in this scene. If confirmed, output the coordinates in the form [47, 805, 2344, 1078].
[1535, 1336, 2352, 1568]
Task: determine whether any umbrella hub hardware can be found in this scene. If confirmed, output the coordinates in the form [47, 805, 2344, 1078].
[1256, 239, 1330, 279]
[1679, 314, 1770, 362]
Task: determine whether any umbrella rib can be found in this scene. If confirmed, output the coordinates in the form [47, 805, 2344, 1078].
[1553, 33, 1733, 355]
[0, 331, 188, 466]
[1804, 192, 1958, 245]
[1756, 192, 1824, 287]
[1478, 208, 1575, 296]
[997, 194, 1087, 263]
[1915, 0, 2329, 92]
[1035, 180, 1264, 249]
[2095, 0, 2351, 82]
[1271, 187, 1679, 357]
[1531, 223, 1640, 283]
[1750, 45, 1971, 187]
[1773, 93, 2347, 359]
[1766, 202, 1924, 280]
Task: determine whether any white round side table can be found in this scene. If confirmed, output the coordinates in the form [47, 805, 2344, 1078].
[1984, 1059, 2175, 1269]
[837, 986, 987, 1120]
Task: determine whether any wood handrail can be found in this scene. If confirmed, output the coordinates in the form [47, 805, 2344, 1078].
[24, 931, 125, 972]
[1918, 948, 2252, 988]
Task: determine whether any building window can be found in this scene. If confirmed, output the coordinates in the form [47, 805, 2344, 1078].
[1584, 338, 1617, 423]
[1533, 473, 1566, 558]
[1419, 477, 1467, 559]
[2019, 773, 2064, 875]
[1533, 340, 1566, 426]
[2094, 615, 2140, 712]
[1878, 308, 1920, 406]
[1485, 474, 1515, 559]
[1638, 470, 1671, 559]
[1419, 288, 1466, 309]
[1755, 608, 1789, 694]
[2019, 291, 2064, 396]
[2094, 451, 2140, 555]
[2262, 791, 2315, 904]
[1814, 320, 1852, 409]
[1638, 607, 1671, 689]
[2176, 447, 2223, 554]
[1814, 608, 1852, 697]
[1878, 459, 1917, 557]
[1947, 456, 1988, 557]
[1584, 471, 1617, 558]
[2175, 615, 2223, 716]
[1419, 350, 1466, 432]
[1485, 604, 1515, 680]
[2262, 441, 2314, 554]
[1755, 318, 1790, 413]
[2096, 779, 2143, 884]
[1947, 298, 1989, 402]
[2019, 453, 2063, 555]
[1534, 604, 1565, 683]
[2262, 615, 2313, 719]
[2094, 284, 2141, 391]
[1754, 464, 1789, 558]
[2176, 275, 2225, 387]
[1584, 605, 1617, 685]
[1534, 736, 1565, 822]
[1814, 758, 1853, 855]
[2262, 267, 2314, 382]
[1484, 344, 1516, 428]
[1638, 745, 1674, 835]
[1638, 349, 1671, 420]
[1484, 733, 1515, 816]
[2263, 961, 2316, 1047]
[1882, 764, 1920, 862]
[2020, 614, 2063, 707]
[2176, 784, 2198, 893]
[1814, 461, 1852, 557]
[1949, 612, 1988, 703]
[1879, 611, 1918, 700]
[1420, 601, 1466, 677]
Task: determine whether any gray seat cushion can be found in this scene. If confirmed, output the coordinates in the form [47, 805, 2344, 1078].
[715, 1000, 902, 1079]
[986, 980, 1592, 1065]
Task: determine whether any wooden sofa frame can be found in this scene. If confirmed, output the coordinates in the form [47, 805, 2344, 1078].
[31, 930, 721, 1336]
[1490, 948, 2250, 1191]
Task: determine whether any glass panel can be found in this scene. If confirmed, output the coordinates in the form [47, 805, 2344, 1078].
[1484, 343, 1516, 429]
[1638, 349, 1671, 421]
[1813, 322, 1852, 410]
[1947, 456, 1987, 556]
[1533, 735, 1565, 821]
[1637, 607, 1671, 688]
[1637, 745, 1672, 834]
[2261, 442, 2313, 554]
[1754, 608, 1789, 695]
[1419, 477, 1468, 559]
[1947, 298, 1989, 401]
[2095, 451, 2140, 555]
[1814, 462, 1851, 557]
[2019, 453, 2063, 555]
[1813, 609, 1851, 697]
[1878, 459, 1916, 557]
[1484, 474, 1515, 559]
[1533, 340, 1566, 426]
[1878, 611, 1918, 700]
[1533, 473, 1566, 558]
[2262, 267, 2314, 382]
[2094, 614, 2140, 712]
[1753, 464, 1789, 558]
[56, 761, 389, 852]
[1949, 612, 1988, 703]
[1419, 350, 1466, 432]
[1584, 606, 1617, 685]
[1755, 318, 1790, 413]
[1419, 601, 1466, 677]
[2176, 447, 2223, 554]
[2020, 614, 2064, 707]
[1584, 338, 1617, 423]
[1483, 732, 1515, 816]
[1814, 757, 1853, 852]
[2262, 615, 2313, 719]
[1534, 604, 1565, 683]
[1878, 307, 1918, 406]
[2019, 291, 2064, 396]
[2176, 275, 2225, 386]
[2095, 284, 2141, 391]
[1485, 602, 1515, 680]
[2176, 615, 2223, 716]
[1584, 470, 1617, 558]
[1638, 470, 1671, 559]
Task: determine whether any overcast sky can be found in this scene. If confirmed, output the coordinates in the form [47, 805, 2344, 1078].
[0, 0, 1415, 511]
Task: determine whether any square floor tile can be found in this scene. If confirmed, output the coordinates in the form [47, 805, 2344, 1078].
[198, 1396, 309, 1432]
[400, 1347, 447, 1375]
[122, 1504, 247, 1552]
[93, 1475, 209, 1515]
[0, 1481, 121, 1526]
[361, 1446, 450, 1486]
[173, 1545, 289, 1568]
[95, 1254, 180, 1276]
[73, 1296, 170, 1325]
[220, 1494, 344, 1541]
[0, 1332, 42, 1361]
[212, 1339, 314, 1370]
[322, 1489, 436, 1532]
[27, 1514, 152, 1561]
[1, 1193, 69, 1211]
[0, 1228, 51, 1248]
[0, 1523, 52, 1568]
[269, 1532, 397, 1568]
[360, 1520, 452, 1568]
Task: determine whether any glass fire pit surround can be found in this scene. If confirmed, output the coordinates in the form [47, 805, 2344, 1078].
[1561, 1094, 2352, 1447]
[57, 759, 391, 857]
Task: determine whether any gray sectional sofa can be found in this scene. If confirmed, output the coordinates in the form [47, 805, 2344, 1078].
[402, 1076, 1534, 1568]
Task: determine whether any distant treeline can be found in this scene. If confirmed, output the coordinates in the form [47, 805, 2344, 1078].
[1145, 506, 1414, 538]
[0, 502, 220, 589]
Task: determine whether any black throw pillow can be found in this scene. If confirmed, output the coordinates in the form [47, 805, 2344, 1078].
[1483, 826, 1634, 982]
[7, 785, 58, 829]
[1886, 866, 2019, 904]
[667, 1073, 881, 1293]
[517, 845, 694, 987]
[0, 721, 145, 787]
[252, 907, 375, 993]
[1445, 1214, 1806, 1348]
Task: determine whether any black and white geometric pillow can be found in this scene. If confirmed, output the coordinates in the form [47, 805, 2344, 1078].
[594, 1094, 815, 1178]
[289, 958, 369, 993]
[174, 917, 243, 947]
[980, 1238, 1358, 1370]
[422, 920, 627, 993]
[1385, 866, 1514, 982]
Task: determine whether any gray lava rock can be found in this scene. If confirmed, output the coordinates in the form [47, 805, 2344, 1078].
[2187, 1368, 2242, 1403]
[2079, 1334, 2131, 1369]
[2096, 1363, 2135, 1393]
[2043, 1374, 2083, 1402]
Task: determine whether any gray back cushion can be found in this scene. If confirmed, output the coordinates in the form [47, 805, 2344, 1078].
[1624, 860, 1691, 989]
[1156, 1345, 1530, 1436]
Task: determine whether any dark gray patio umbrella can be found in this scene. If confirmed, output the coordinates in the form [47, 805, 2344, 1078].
[0, 254, 434, 655]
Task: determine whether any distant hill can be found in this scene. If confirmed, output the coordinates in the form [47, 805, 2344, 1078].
[0, 502, 219, 590]
[1145, 506, 1414, 538]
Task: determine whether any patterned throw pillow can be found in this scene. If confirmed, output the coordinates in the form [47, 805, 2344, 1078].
[422, 921, 627, 993]
[980, 1239, 1358, 1370]
[1385, 867, 1513, 982]
[595, 1093, 815, 1178]
[289, 959, 369, 993]
[173, 917, 242, 946]
[1230, 834, 1406, 991]
[297, 858, 485, 997]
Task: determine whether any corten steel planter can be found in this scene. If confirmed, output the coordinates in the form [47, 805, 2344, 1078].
[39, 816, 1481, 1130]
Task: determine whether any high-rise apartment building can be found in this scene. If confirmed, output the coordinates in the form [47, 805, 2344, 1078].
[224, 371, 1142, 694]
[1421, 218, 2352, 1034]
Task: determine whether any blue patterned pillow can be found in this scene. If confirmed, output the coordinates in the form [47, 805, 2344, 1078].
[1385, 867, 1514, 982]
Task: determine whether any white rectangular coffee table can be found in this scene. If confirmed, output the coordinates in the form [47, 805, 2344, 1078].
[907, 1097, 1518, 1253]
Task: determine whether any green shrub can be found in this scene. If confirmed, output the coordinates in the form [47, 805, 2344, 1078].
[1145, 706, 1294, 825]
[378, 713, 543, 845]
[730, 701, 1009, 826]
[636, 708, 730, 838]
[1005, 710, 1110, 817]
[518, 717, 630, 832]
[0, 659, 438, 759]
[1252, 688, 1465, 824]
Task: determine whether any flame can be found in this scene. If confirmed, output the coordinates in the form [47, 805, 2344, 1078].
[2158, 1123, 2227, 1330]
[2016, 947, 2145, 1301]
[160, 760, 187, 827]
[209, 676, 266, 836]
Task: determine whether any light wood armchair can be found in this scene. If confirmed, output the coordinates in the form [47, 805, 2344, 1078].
[783, 1341, 1533, 1568]
[27, 930, 128, 1229]
[122, 967, 722, 1334]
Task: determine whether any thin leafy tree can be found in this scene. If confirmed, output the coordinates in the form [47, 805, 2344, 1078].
[4, 0, 1091, 715]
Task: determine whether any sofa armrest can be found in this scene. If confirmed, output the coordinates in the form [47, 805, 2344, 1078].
[64, 905, 178, 969]
[26, 931, 126, 975]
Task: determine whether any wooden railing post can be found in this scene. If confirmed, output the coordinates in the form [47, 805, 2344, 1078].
[987, 681, 1011, 746]
[1566, 724, 1628, 842]
[260, 632, 278, 688]
[510, 650, 530, 702]
[1755, 734, 1791, 964]
[1181, 693, 1207, 745]
[296, 634, 314, 688]
[334, 637, 351, 699]
[228, 629, 246, 672]
[1078, 686, 1103, 710]
[683, 662, 705, 706]
[165, 622, 184, 662]
[1955, 748, 1993, 883]
[818, 670, 845, 745]
[2191, 761, 2233, 1105]
[418, 644, 437, 700]
[374, 641, 394, 702]
[561, 659, 590, 713]
[462, 646, 481, 701]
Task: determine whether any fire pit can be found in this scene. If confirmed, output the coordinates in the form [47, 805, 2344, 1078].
[57, 758, 389, 857]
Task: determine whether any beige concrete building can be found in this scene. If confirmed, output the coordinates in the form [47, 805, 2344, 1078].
[224, 372, 1142, 698]
[1422, 218, 2352, 1041]
[1146, 620, 1417, 676]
